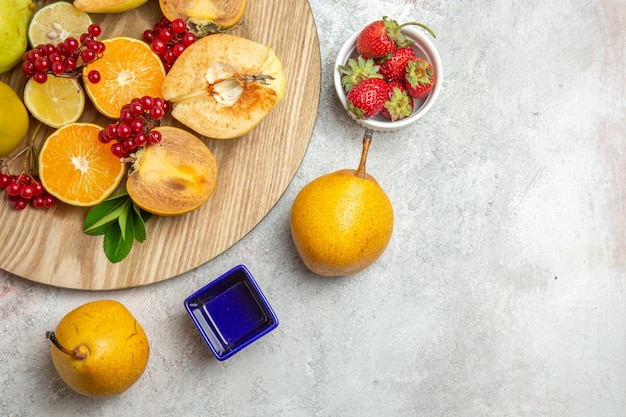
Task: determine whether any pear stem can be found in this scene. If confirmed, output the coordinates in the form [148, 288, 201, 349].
[356, 129, 373, 178]
[46, 331, 88, 360]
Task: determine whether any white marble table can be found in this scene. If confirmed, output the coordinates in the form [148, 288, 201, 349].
[1, 1, 624, 416]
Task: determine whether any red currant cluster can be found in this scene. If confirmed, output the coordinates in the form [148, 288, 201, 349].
[98, 96, 169, 159]
[143, 17, 197, 72]
[0, 173, 56, 210]
[21, 23, 104, 84]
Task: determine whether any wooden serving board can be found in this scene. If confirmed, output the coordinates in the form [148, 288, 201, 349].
[0, 0, 321, 290]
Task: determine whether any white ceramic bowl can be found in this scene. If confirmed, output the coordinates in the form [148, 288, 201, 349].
[334, 26, 443, 132]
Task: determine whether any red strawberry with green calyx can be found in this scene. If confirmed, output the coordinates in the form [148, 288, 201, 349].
[376, 46, 416, 82]
[356, 16, 436, 59]
[346, 77, 391, 119]
[381, 81, 414, 122]
[404, 57, 434, 99]
[338, 55, 383, 93]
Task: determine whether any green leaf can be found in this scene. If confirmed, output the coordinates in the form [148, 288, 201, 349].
[83, 190, 152, 263]
[103, 223, 134, 263]
[131, 202, 151, 242]
[83, 194, 129, 235]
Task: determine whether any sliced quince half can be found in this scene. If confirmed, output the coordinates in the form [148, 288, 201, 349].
[161, 33, 286, 139]
[159, 0, 245, 33]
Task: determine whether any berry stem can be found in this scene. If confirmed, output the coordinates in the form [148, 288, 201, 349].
[46, 331, 88, 360]
[356, 129, 373, 178]
[399, 21, 437, 38]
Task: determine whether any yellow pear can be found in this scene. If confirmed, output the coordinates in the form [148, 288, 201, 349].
[161, 33, 286, 139]
[0, 0, 35, 73]
[47, 300, 150, 398]
[0, 81, 29, 158]
[73, 0, 148, 13]
[290, 130, 394, 276]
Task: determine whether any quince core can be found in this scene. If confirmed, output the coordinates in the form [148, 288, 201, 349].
[161, 33, 286, 139]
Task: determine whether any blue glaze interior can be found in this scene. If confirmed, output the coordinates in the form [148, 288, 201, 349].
[185, 265, 278, 360]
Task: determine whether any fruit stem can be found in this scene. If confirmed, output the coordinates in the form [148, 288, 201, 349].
[399, 22, 437, 38]
[356, 129, 373, 178]
[46, 331, 88, 360]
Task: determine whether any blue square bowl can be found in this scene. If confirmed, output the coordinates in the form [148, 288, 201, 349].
[184, 265, 279, 360]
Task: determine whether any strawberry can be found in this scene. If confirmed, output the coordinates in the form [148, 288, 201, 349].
[380, 81, 414, 121]
[338, 55, 383, 92]
[356, 16, 437, 59]
[346, 77, 391, 119]
[404, 57, 434, 99]
[376, 46, 416, 82]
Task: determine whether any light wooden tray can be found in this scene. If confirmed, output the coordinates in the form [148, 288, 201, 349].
[0, 0, 321, 290]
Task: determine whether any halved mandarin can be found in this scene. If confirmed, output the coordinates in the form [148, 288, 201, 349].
[38, 123, 126, 207]
[82, 37, 165, 118]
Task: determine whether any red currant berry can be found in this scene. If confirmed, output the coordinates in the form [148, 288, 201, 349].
[0, 174, 11, 188]
[133, 132, 148, 147]
[104, 123, 118, 138]
[111, 143, 126, 158]
[171, 18, 187, 33]
[51, 61, 65, 74]
[31, 195, 45, 208]
[6, 182, 21, 196]
[116, 123, 132, 139]
[87, 70, 101, 83]
[19, 185, 34, 199]
[129, 102, 144, 116]
[88, 23, 102, 37]
[151, 37, 166, 55]
[148, 130, 162, 144]
[64, 57, 77, 70]
[33, 71, 47, 83]
[21, 61, 35, 77]
[27, 49, 42, 62]
[43, 43, 57, 55]
[172, 42, 186, 57]
[64, 37, 79, 52]
[130, 118, 144, 132]
[140, 96, 153, 110]
[43, 194, 56, 208]
[143, 29, 155, 42]
[32, 181, 45, 196]
[182, 32, 196, 46]
[34, 57, 50, 72]
[13, 198, 28, 210]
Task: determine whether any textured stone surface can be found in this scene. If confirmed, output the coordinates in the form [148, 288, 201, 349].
[1, 0, 625, 415]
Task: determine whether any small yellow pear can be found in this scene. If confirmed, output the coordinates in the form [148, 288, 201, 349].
[0, 0, 35, 73]
[0, 81, 29, 158]
[290, 130, 394, 276]
[47, 300, 150, 398]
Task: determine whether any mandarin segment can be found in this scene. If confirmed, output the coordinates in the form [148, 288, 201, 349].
[83, 37, 165, 118]
[38, 123, 126, 207]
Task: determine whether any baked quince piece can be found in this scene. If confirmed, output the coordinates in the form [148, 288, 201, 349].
[161, 33, 286, 139]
